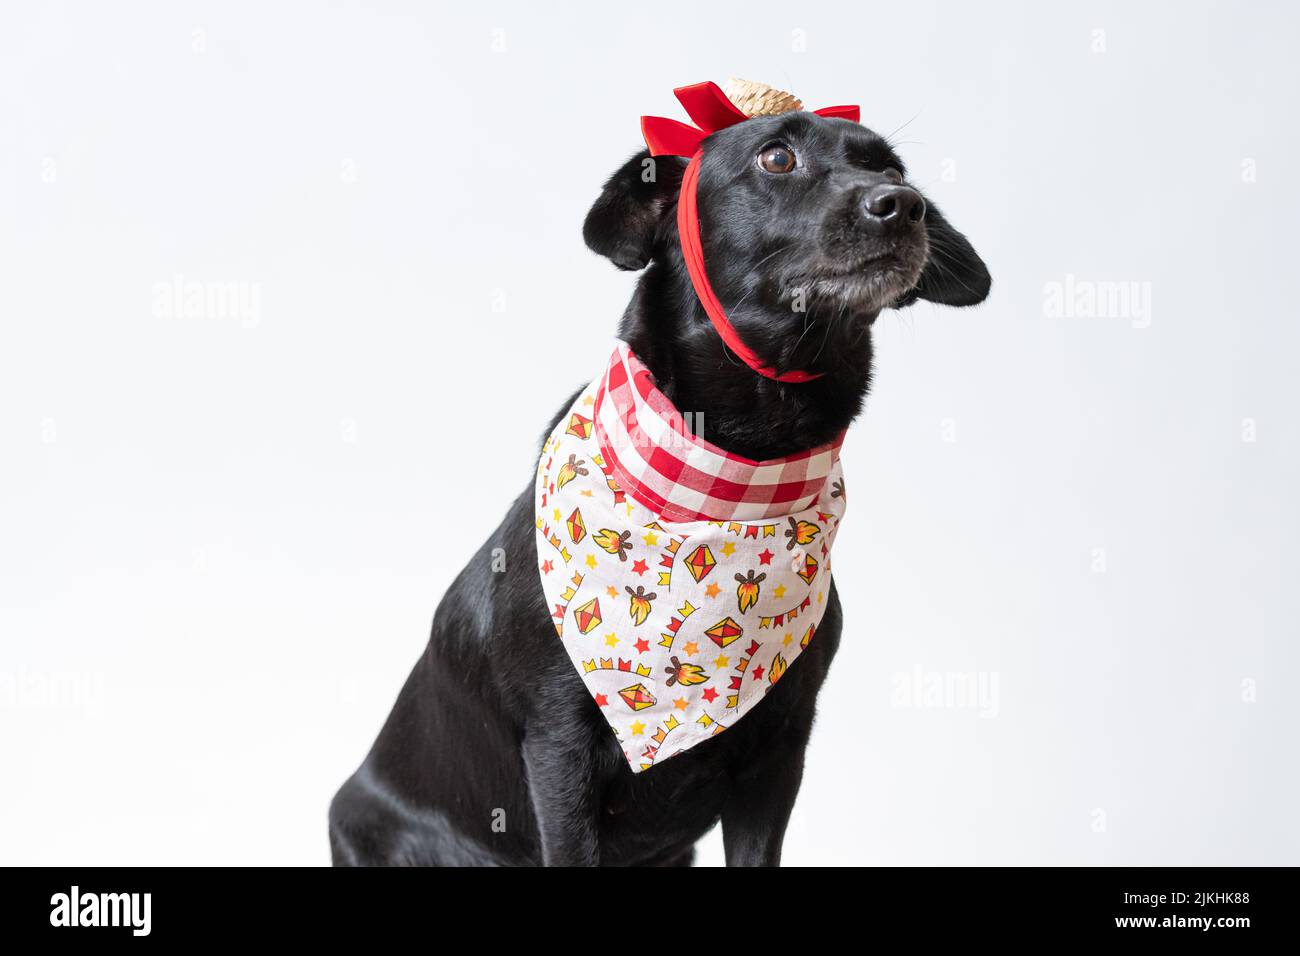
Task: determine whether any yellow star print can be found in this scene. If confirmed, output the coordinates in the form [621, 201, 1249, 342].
[773, 584, 787, 599]
[630, 721, 645, 736]
[720, 541, 736, 557]
[782, 632, 794, 646]
[604, 633, 619, 647]
[642, 530, 659, 546]
[714, 655, 729, 668]
[586, 553, 598, 569]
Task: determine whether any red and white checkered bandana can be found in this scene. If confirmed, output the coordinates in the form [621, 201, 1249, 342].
[534, 343, 848, 772]
[594, 344, 845, 523]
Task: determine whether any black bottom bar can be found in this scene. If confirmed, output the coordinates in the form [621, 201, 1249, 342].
[0, 866, 1288, 942]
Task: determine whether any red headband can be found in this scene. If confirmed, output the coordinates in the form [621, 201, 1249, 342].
[641, 82, 860, 384]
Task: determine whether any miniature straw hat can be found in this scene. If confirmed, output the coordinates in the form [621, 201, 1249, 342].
[721, 78, 803, 117]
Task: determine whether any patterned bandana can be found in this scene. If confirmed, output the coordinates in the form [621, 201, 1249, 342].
[534, 343, 847, 772]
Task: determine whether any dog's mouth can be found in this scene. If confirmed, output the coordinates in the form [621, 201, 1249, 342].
[775, 239, 928, 313]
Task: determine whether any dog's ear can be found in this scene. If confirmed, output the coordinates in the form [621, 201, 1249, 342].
[583, 151, 687, 271]
[894, 201, 991, 308]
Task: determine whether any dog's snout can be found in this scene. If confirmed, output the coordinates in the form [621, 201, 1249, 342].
[862, 184, 926, 228]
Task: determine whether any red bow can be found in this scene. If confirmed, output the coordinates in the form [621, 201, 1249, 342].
[638, 82, 860, 384]
[641, 81, 860, 158]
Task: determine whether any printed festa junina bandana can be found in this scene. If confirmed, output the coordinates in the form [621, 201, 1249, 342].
[534, 344, 847, 772]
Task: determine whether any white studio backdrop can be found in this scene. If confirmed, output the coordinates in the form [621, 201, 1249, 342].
[1, 0, 1296, 865]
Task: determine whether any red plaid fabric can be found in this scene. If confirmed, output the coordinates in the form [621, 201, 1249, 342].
[593, 344, 844, 523]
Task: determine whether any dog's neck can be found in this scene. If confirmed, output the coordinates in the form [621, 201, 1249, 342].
[617, 261, 874, 462]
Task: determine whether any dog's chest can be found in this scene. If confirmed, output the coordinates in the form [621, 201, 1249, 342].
[536, 345, 848, 779]
[578, 616, 840, 865]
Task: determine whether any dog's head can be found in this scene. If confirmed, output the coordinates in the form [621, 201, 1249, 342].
[584, 108, 989, 370]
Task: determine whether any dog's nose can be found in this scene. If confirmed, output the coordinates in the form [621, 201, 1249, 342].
[862, 184, 926, 228]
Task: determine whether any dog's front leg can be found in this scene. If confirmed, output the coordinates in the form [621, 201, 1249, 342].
[521, 724, 601, 866]
[720, 736, 808, 867]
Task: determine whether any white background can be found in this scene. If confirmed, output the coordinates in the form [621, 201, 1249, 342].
[2, 0, 1296, 866]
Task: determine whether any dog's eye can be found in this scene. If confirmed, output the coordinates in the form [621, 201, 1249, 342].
[757, 144, 797, 174]
[883, 167, 903, 183]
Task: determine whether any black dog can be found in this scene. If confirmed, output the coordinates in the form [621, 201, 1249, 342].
[329, 106, 989, 866]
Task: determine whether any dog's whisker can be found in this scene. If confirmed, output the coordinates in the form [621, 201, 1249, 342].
[884, 109, 923, 144]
